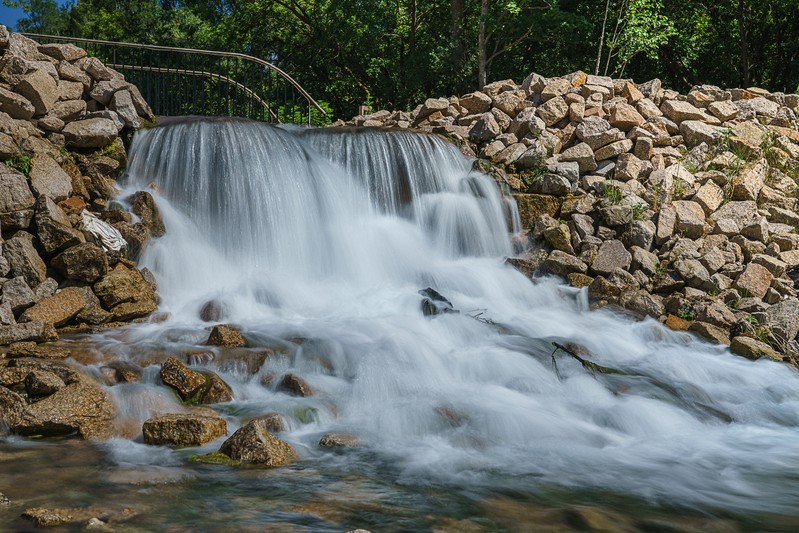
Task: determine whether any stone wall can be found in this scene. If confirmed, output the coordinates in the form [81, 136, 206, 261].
[342, 72, 799, 364]
[0, 26, 161, 346]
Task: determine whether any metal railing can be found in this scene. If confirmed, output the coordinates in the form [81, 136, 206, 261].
[23, 34, 327, 125]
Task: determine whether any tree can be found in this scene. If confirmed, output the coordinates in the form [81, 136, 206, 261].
[3, 0, 70, 34]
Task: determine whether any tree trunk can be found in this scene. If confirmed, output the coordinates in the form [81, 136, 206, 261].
[596, 0, 611, 75]
[738, 0, 750, 86]
[478, 0, 488, 88]
[409, 0, 417, 55]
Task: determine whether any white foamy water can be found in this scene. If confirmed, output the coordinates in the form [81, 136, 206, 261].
[109, 119, 799, 514]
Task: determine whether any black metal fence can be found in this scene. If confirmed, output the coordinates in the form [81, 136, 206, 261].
[23, 34, 327, 125]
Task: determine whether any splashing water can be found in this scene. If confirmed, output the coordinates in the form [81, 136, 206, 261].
[107, 119, 799, 515]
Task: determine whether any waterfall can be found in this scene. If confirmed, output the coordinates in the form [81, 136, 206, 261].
[116, 119, 799, 514]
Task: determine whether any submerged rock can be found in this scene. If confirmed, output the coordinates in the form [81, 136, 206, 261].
[206, 324, 246, 347]
[319, 432, 359, 448]
[218, 418, 297, 466]
[419, 287, 458, 316]
[278, 373, 314, 397]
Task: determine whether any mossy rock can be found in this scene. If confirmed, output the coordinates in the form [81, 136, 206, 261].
[187, 452, 240, 467]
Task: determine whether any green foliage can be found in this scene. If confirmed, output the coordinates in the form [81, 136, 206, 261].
[4, 155, 32, 176]
[630, 202, 647, 222]
[9, 0, 799, 119]
[602, 184, 623, 204]
[677, 304, 696, 321]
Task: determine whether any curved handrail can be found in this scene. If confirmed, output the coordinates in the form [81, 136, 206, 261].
[21, 33, 327, 117]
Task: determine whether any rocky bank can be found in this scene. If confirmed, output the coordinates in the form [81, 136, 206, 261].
[0, 26, 161, 347]
[342, 72, 799, 364]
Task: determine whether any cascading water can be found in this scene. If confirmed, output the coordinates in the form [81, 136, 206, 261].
[86, 118, 799, 522]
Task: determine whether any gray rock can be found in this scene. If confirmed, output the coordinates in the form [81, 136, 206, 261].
[692, 181, 725, 214]
[29, 154, 72, 201]
[62, 118, 118, 148]
[34, 196, 84, 254]
[591, 240, 631, 276]
[0, 86, 34, 119]
[529, 173, 572, 196]
[622, 220, 656, 251]
[81, 57, 119, 82]
[559, 142, 596, 173]
[536, 96, 568, 126]
[674, 258, 712, 290]
[679, 120, 724, 147]
[0, 301, 14, 325]
[764, 298, 799, 343]
[620, 289, 664, 319]
[594, 139, 633, 161]
[219, 418, 297, 466]
[732, 160, 767, 201]
[14, 69, 58, 117]
[37, 43, 86, 62]
[542, 250, 588, 277]
[459, 91, 492, 114]
[661, 100, 707, 123]
[469, 113, 500, 143]
[0, 320, 57, 344]
[672, 200, 707, 239]
[50, 99, 86, 122]
[56, 60, 91, 88]
[630, 246, 659, 276]
[3, 232, 47, 287]
[1, 276, 36, 314]
[710, 200, 758, 228]
[0, 167, 36, 228]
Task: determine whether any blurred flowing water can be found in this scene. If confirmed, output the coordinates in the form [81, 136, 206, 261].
[3, 119, 799, 531]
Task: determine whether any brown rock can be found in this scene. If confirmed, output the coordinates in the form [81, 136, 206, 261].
[591, 240, 631, 276]
[664, 314, 691, 331]
[733, 263, 773, 299]
[278, 373, 314, 397]
[609, 103, 645, 130]
[160, 357, 206, 401]
[127, 191, 165, 237]
[20, 287, 98, 328]
[34, 195, 84, 254]
[3, 232, 47, 287]
[200, 372, 234, 404]
[206, 324, 246, 347]
[14, 381, 115, 439]
[24, 369, 65, 396]
[142, 413, 227, 447]
[688, 322, 731, 345]
[672, 200, 707, 239]
[0, 320, 57, 344]
[219, 419, 297, 466]
[52, 243, 109, 283]
[319, 432, 359, 448]
[730, 336, 782, 361]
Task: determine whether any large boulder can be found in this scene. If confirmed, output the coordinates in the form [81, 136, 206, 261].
[29, 154, 73, 201]
[142, 413, 227, 447]
[160, 357, 205, 401]
[20, 287, 99, 328]
[14, 69, 58, 116]
[0, 167, 36, 228]
[33, 195, 84, 254]
[37, 43, 87, 62]
[3, 231, 47, 287]
[52, 243, 109, 283]
[0, 86, 34, 119]
[11, 381, 115, 439]
[218, 418, 297, 466]
[62, 118, 118, 148]
[0, 320, 57, 344]
[127, 191, 165, 237]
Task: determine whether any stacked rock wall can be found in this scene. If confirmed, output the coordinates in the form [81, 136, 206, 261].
[0, 27, 160, 346]
[342, 72, 799, 363]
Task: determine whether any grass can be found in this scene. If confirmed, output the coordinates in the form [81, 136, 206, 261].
[4, 155, 32, 176]
[602, 183, 623, 204]
[630, 202, 647, 222]
[677, 304, 696, 322]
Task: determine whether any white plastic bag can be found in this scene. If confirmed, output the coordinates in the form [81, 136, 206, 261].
[81, 210, 127, 253]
